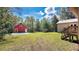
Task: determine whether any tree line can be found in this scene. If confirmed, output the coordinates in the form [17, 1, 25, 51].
[24, 15, 58, 32]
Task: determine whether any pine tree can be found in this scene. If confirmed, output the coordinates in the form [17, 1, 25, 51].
[35, 19, 40, 31]
[25, 16, 35, 32]
[52, 15, 59, 32]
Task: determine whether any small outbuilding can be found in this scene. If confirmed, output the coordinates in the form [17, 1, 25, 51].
[14, 23, 28, 33]
[57, 18, 78, 32]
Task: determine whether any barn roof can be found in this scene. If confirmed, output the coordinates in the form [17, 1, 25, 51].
[57, 18, 78, 24]
[14, 23, 28, 28]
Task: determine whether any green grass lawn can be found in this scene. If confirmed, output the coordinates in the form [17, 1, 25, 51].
[0, 32, 78, 51]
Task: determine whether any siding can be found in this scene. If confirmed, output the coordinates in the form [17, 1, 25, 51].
[57, 19, 78, 32]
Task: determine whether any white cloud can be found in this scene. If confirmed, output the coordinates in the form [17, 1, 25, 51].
[45, 7, 56, 15]
[44, 7, 50, 14]
[44, 14, 54, 19]
[44, 15, 50, 19]
[44, 7, 57, 19]
[36, 11, 44, 15]
[39, 11, 44, 15]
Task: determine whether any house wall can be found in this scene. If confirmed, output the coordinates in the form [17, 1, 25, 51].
[57, 22, 78, 32]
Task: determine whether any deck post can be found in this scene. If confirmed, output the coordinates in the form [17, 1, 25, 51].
[78, 8, 79, 38]
[77, 8, 79, 51]
[73, 8, 79, 50]
[78, 8, 79, 40]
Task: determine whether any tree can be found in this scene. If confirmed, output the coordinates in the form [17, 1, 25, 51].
[40, 18, 50, 32]
[30, 16, 35, 32]
[35, 19, 40, 31]
[0, 8, 10, 41]
[51, 15, 59, 32]
[25, 16, 35, 32]
[0, 7, 22, 41]
[59, 7, 75, 20]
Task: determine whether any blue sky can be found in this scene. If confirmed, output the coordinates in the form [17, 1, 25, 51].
[11, 7, 60, 20]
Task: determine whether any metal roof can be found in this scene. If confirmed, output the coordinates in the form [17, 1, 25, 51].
[57, 18, 78, 24]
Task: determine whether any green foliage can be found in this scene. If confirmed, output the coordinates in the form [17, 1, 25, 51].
[35, 19, 40, 31]
[60, 7, 75, 20]
[39, 15, 59, 32]
[51, 15, 59, 32]
[24, 15, 59, 32]
[0, 8, 21, 41]
[24, 16, 35, 32]
[41, 18, 50, 32]
[0, 8, 8, 41]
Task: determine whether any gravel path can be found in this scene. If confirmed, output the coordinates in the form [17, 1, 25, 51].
[11, 33, 30, 35]
[31, 38, 59, 51]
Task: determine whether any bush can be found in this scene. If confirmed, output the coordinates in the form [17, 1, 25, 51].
[43, 29, 48, 32]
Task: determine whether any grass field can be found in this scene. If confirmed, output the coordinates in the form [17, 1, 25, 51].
[0, 32, 78, 51]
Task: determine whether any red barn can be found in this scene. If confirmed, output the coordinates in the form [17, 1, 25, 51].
[14, 23, 28, 33]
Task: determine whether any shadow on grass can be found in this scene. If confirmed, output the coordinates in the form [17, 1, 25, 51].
[0, 40, 13, 45]
[62, 39, 79, 44]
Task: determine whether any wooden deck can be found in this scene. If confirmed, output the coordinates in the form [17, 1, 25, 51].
[61, 25, 78, 41]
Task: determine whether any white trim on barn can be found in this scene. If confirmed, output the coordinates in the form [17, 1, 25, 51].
[57, 18, 78, 32]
